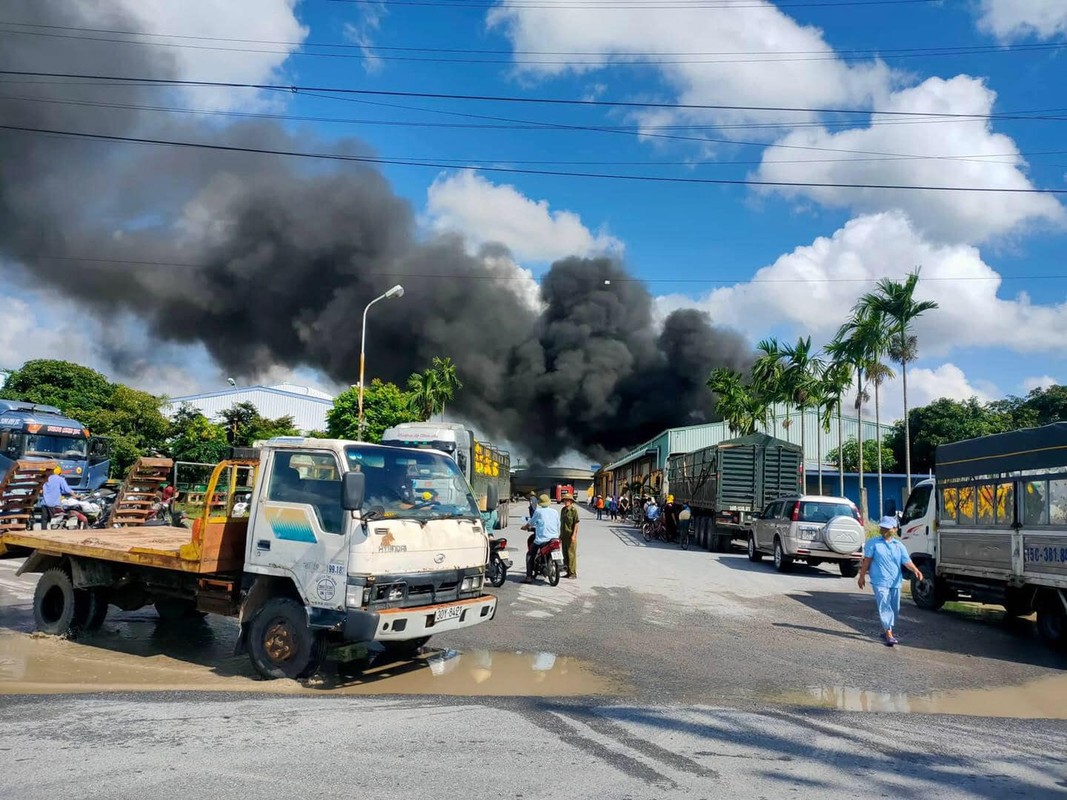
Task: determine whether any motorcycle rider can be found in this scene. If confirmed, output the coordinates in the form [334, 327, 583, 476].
[41, 466, 74, 529]
[522, 493, 560, 584]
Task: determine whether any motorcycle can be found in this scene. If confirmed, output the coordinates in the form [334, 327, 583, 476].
[520, 519, 564, 586]
[487, 535, 512, 587]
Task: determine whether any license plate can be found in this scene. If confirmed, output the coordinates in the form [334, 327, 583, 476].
[551, 549, 564, 562]
[434, 605, 463, 623]
[499, 550, 509, 560]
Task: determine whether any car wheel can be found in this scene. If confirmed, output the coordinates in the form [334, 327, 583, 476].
[773, 538, 793, 573]
[838, 560, 859, 578]
[747, 534, 763, 562]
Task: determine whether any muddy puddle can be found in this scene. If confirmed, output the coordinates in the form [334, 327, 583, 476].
[775, 675, 1067, 719]
[0, 631, 625, 697]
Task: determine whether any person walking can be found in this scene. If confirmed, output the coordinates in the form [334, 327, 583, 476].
[858, 516, 924, 646]
[560, 492, 580, 579]
[606, 495, 616, 521]
[595, 495, 604, 521]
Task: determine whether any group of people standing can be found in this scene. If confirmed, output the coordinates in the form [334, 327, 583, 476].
[590, 494, 628, 521]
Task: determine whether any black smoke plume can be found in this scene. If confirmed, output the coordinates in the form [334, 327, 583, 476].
[0, 1, 751, 461]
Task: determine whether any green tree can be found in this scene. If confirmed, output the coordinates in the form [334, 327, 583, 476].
[431, 356, 463, 418]
[327, 379, 420, 443]
[1018, 385, 1067, 426]
[166, 404, 230, 463]
[89, 385, 171, 475]
[827, 438, 898, 474]
[751, 338, 787, 439]
[2, 359, 112, 421]
[821, 341, 855, 497]
[860, 269, 939, 493]
[780, 335, 823, 474]
[886, 398, 1009, 475]
[407, 370, 441, 420]
[217, 401, 298, 447]
[708, 367, 765, 436]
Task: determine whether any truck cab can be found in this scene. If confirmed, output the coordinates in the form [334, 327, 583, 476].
[899, 477, 937, 564]
[0, 399, 110, 491]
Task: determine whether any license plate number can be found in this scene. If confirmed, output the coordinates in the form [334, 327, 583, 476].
[551, 549, 564, 562]
[434, 605, 463, 623]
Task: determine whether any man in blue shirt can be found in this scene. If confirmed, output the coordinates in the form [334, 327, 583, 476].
[522, 493, 560, 583]
[41, 467, 74, 529]
[858, 516, 924, 646]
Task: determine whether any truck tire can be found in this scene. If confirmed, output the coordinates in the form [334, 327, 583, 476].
[83, 588, 110, 634]
[1002, 588, 1034, 618]
[33, 567, 91, 637]
[248, 597, 326, 680]
[911, 574, 946, 611]
[838, 560, 859, 578]
[1036, 593, 1067, 651]
[747, 534, 763, 562]
[773, 538, 793, 573]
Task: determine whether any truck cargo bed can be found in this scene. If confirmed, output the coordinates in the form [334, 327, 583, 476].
[2, 516, 249, 574]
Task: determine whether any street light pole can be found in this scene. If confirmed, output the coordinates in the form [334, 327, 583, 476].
[358, 284, 404, 439]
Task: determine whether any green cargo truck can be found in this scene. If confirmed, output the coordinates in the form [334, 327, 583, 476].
[667, 433, 803, 553]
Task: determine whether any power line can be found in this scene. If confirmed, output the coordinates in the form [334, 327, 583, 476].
[5, 18, 1056, 61]
[27, 255, 1061, 284]
[3, 122, 1065, 195]
[4, 69, 1063, 123]
[7, 92, 1062, 169]
[4, 23, 1064, 66]
[322, 0, 941, 9]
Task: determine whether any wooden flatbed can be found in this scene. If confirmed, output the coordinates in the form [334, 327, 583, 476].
[2, 516, 250, 574]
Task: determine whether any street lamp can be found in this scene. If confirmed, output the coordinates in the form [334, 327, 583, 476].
[358, 284, 404, 439]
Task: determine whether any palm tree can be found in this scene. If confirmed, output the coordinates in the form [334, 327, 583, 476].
[430, 356, 463, 419]
[708, 368, 765, 436]
[780, 336, 823, 487]
[819, 354, 854, 497]
[407, 370, 440, 420]
[861, 270, 939, 493]
[867, 360, 895, 519]
[752, 338, 786, 439]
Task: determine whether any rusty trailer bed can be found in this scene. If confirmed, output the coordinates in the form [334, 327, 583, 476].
[1, 516, 250, 574]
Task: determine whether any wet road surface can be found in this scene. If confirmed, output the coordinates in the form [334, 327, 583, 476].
[2, 508, 1066, 797]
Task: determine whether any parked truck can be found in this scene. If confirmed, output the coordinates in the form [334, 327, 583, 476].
[898, 423, 1067, 651]
[552, 484, 575, 503]
[666, 433, 803, 553]
[1, 437, 499, 678]
[381, 422, 510, 529]
[0, 399, 110, 492]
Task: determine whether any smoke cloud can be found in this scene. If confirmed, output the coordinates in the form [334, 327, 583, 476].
[0, 1, 751, 462]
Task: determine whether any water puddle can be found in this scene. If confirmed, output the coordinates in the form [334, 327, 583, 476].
[0, 631, 624, 697]
[775, 676, 1067, 719]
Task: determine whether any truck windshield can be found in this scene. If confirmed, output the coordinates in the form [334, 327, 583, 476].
[901, 484, 932, 523]
[22, 434, 87, 459]
[345, 445, 481, 521]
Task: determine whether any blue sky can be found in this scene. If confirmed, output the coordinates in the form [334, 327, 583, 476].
[5, 0, 1067, 417]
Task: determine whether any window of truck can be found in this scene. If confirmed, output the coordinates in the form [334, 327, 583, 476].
[956, 485, 976, 525]
[939, 487, 957, 524]
[345, 445, 480, 521]
[267, 451, 343, 534]
[1023, 481, 1048, 525]
[902, 483, 932, 524]
[22, 434, 87, 458]
[1049, 479, 1067, 525]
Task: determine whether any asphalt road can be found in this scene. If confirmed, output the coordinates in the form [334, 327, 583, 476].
[1, 507, 1066, 798]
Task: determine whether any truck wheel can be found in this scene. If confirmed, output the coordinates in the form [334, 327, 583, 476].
[747, 534, 763, 562]
[1002, 589, 1034, 618]
[83, 588, 110, 633]
[838, 560, 859, 578]
[911, 574, 946, 611]
[382, 637, 431, 659]
[1036, 594, 1067, 651]
[773, 538, 793, 573]
[155, 598, 205, 622]
[248, 597, 326, 680]
[33, 567, 91, 637]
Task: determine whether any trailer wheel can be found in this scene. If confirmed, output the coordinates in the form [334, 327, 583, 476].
[248, 597, 325, 679]
[1036, 593, 1067, 651]
[32, 567, 91, 637]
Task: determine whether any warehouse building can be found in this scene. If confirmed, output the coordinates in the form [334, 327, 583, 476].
[165, 383, 335, 433]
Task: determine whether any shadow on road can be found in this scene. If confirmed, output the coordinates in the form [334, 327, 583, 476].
[605, 524, 688, 552]
[715, 553, 847, 579]
[787, 590, 1067, 670]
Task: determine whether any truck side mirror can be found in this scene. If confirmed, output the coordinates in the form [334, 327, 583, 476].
[486, 484, 499, 510]
[341, 472, 366, 511]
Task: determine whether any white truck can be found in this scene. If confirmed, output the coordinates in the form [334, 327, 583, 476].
[898, 423, 1067, 651]
[1, 438, 499, 678]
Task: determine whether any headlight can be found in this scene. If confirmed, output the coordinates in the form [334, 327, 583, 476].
[461, 576, 483, 593]
[345, 586, 363, 608]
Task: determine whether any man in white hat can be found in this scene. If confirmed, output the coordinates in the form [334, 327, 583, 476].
[858, 516, 924, 647]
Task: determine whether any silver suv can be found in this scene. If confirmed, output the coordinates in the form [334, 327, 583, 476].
[748, 494, 864, 577]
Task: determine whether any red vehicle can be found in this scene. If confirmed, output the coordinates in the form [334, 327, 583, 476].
[552, 484, 575, 503]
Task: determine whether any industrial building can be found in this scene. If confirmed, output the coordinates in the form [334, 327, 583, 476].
[595, 410, 900, 515]
[165, 383, 335, 433]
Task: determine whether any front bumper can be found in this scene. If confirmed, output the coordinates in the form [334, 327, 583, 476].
[343, 594, 497, 643]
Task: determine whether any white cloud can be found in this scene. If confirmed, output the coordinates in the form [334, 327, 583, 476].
[110, 0, 308, 110]
[1023, 375, 1058, 392]
[754, 76, 1065, 243]
[658, 210, 1067, 358]
[878, 364, 995, 423]
[977, 0, 1067, 41]
[343, 0, 388, 73]
[487, 0, 892, 132]
[425, 171, 623, 263]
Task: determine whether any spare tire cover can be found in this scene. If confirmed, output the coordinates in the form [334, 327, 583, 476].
[822, 516, 865, 555]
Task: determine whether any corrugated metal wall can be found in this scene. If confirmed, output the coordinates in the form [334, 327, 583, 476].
[164, 388, 333, 433]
